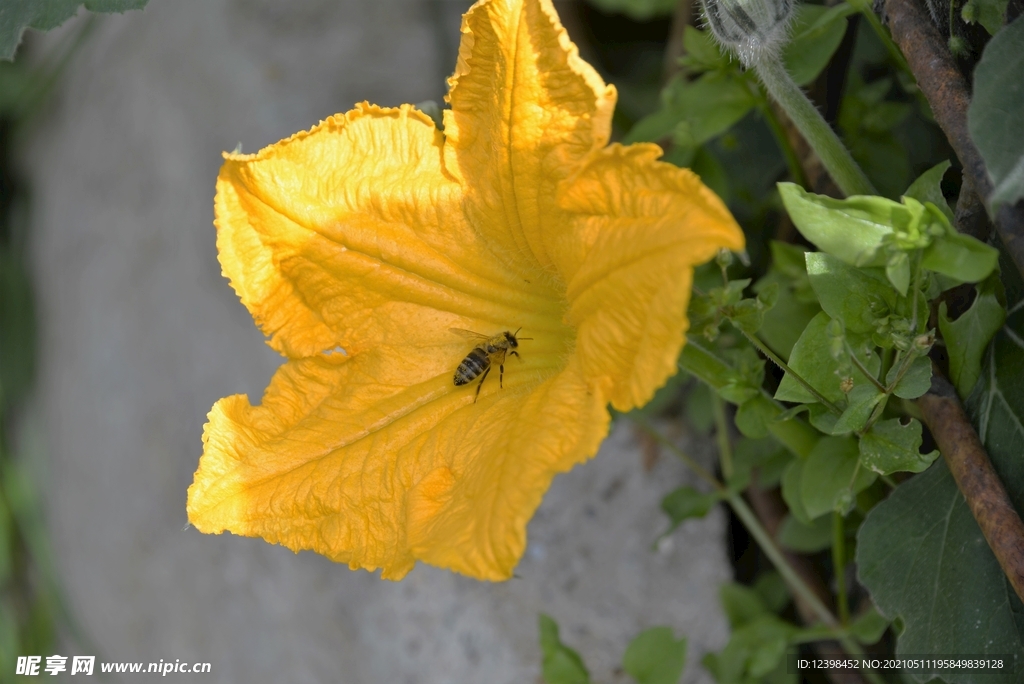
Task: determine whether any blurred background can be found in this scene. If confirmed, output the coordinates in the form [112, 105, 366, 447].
[1, 1, 732, 682]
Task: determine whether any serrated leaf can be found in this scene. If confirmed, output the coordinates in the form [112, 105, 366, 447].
[806, 252, 897, 334]
[859, 418, 939, 475]
[885, 355, 932, 399]
[968, 16, 1024, 209]
[849, 607, 889, 645]
[921, 231, 1000, 283]
[801, 436, 877, 518]
[939, 274, 1006, 398]
[903, 161, 954, 222]
[778, 183, 897, 267]
[539, 614, 591, 684]
[858, 314, 1024, 682]
[782, 4, 854, 86]
[622, 627, 687, 684]
[0, 0, 148, 61]
[775, 312, 880, 404]
[778, 513, 833, 552]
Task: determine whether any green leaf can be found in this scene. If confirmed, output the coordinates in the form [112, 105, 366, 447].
[781, 459, 815, 526]
[734, 395, 777, 438]
[961, 0, 1009, 34]
[805, 253, 897, 334]
[921, 231, 1000, 283]
[626, 72, 755, 147]
[753, 572, 790, 614]
[680, 26, 728, 72]
[685, 382, 715, 434]
[837, 76, 913, 198]
[778, 183, 899, 267]
[622, 627, 687, 684]
[886, 355, 932, 399]
[659, 486, 720, 538]
[859, 418, 939, 475]
[903, 161, 954, 222]
[859, 311, 1024, 682]
[585, 0, 677, 20]
[801, 436, 877, 517]
[0, 0, 148, 61]
[778, 513, 833, 552]
[938, 274, 1006, 398]
[831, 383, 884, 434]
[782, 4, 854, 86]
[857, 463, 1024, 682]
[849, 607, 889, 645]
[703, 615, 796, 682]
[775, 313, 880, 404]
[968, 15, 1024, 209]
[885, 250, 911, 296]
[733, 438, 791, 489]
[753, 245, 820, 361]
[539, 614, 591, 684]
[720, 583, 770, 629]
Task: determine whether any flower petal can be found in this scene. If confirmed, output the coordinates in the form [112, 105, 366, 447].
[187, 349, 608, 580]
[216, 102, 563, 358]
[559, 144, 746, 411]
[444, 0, 616, 276]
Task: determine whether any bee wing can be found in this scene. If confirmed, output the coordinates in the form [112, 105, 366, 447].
[449, 328, 491, 342]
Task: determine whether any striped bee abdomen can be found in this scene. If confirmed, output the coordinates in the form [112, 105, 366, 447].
[454, 348, 491, 385]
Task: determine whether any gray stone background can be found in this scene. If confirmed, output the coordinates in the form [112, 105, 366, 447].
[22, 1, 731, 682]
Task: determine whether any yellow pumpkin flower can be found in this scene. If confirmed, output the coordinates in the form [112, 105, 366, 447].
[187, 0, 744, 581]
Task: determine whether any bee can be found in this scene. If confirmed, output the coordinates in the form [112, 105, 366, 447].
[450, 328, 531, 402]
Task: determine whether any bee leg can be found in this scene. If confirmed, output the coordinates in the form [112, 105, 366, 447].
[510, 350, 521, 362]
[499, 363, 504, 389]
[474, 366, 491, 403]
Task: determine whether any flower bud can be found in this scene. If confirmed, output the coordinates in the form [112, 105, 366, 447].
[700, 0, 797, 67]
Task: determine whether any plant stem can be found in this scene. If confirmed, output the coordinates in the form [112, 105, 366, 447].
[846, 342, 887, 395]
[632, 419, 722, 492]
[847, 0, 912, 75]
[753, 59, 876, 198]
[642, 417, 885, 683]
[712, 395, 733, 480]
[729, 494, 886, 684]
[759, 98, 808, 188]
[832, 512, 850, 625]
[741, 329, 843, 416]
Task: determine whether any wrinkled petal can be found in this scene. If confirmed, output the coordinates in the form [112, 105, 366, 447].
[187, 349, 607, 580]
[216, 102, 564, 358]
[192, 0, 744, 581]
[444, 0, 616, 277]
[559, 144, 745, 410]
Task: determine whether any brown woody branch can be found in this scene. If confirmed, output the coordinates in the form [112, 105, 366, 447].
[883, 0, 1024, 280]
[917, 370, 1024, 604]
